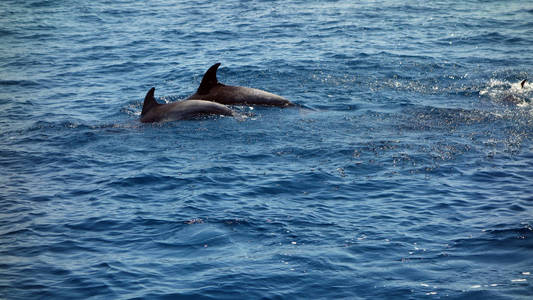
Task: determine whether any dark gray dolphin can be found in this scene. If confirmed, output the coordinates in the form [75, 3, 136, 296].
[140, 87, 234, 123]
[521, 79, 527, 88]
[186, 63, 293, 107]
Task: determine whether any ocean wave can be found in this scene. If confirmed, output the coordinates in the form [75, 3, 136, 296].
[1, 0, 532, 299]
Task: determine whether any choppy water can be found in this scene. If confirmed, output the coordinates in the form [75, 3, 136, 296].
[1, 0, 532, 299]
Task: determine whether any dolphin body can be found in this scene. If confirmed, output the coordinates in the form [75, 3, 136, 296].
[186, 63, 293, 107]
[140, 87, 234, 123]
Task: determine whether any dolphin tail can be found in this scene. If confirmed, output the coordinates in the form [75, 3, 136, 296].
[197, 63, 221, 95]
[141, 87, 160, 116]
[521, 79, 527, 88]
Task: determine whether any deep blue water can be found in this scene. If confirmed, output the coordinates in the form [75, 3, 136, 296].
[1, 0, 533, 299]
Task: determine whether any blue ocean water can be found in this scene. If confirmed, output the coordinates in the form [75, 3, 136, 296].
[1, 0, 532, 298]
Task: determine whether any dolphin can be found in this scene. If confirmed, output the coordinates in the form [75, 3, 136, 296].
[501, 79, 529, 104]
[186, 63, 293, 107]
[140, 87, 234, 123]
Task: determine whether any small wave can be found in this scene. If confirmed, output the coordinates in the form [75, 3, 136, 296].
[485, 224, 533, 239]
[23, 120, 144, 134]
[452, 224, 533, 251]
[0, 28, 17, 37]
[121, 102, 142, 118]
[0, 79, 41, 87]
[439, 31, 528, 48]
[373, 76, 473, 96]
[108, 174, 194, 190]
[65, 217, 128, 232]
[26, 0, 55, 8]
[401, 106, 503, 130]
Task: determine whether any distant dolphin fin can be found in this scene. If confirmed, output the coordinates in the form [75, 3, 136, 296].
[141, 87, 160, 116]
[521, 79, 527, 88]
[197, 63, 221, 95]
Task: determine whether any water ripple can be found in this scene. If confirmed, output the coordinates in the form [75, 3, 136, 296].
[1, 0, 532, 299]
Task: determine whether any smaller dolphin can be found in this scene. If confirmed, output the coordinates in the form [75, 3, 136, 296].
[501, 79, 529, 104]
[186, 63, 293, 107]
[140, 87, 234, 123]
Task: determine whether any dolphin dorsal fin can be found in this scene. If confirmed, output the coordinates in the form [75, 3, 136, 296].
[141, 87, 160, 116]
[521, 79, 527, 88]
[197, 63, 221, 95]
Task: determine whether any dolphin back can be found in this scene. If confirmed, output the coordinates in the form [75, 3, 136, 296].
[197, 63, 222, 95]
[141, 87, 161, 116]
[188, 63, 293, 107]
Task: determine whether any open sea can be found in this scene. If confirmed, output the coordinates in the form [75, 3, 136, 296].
[1, 0, 532, 299]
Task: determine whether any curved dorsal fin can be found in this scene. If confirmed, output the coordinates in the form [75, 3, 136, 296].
[197, 63, 221, 95]
[521, 79, 527, 88]
[141, 87, 160, 116]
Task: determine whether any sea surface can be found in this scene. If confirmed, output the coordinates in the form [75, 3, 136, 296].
[1, 0, 532, 299]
